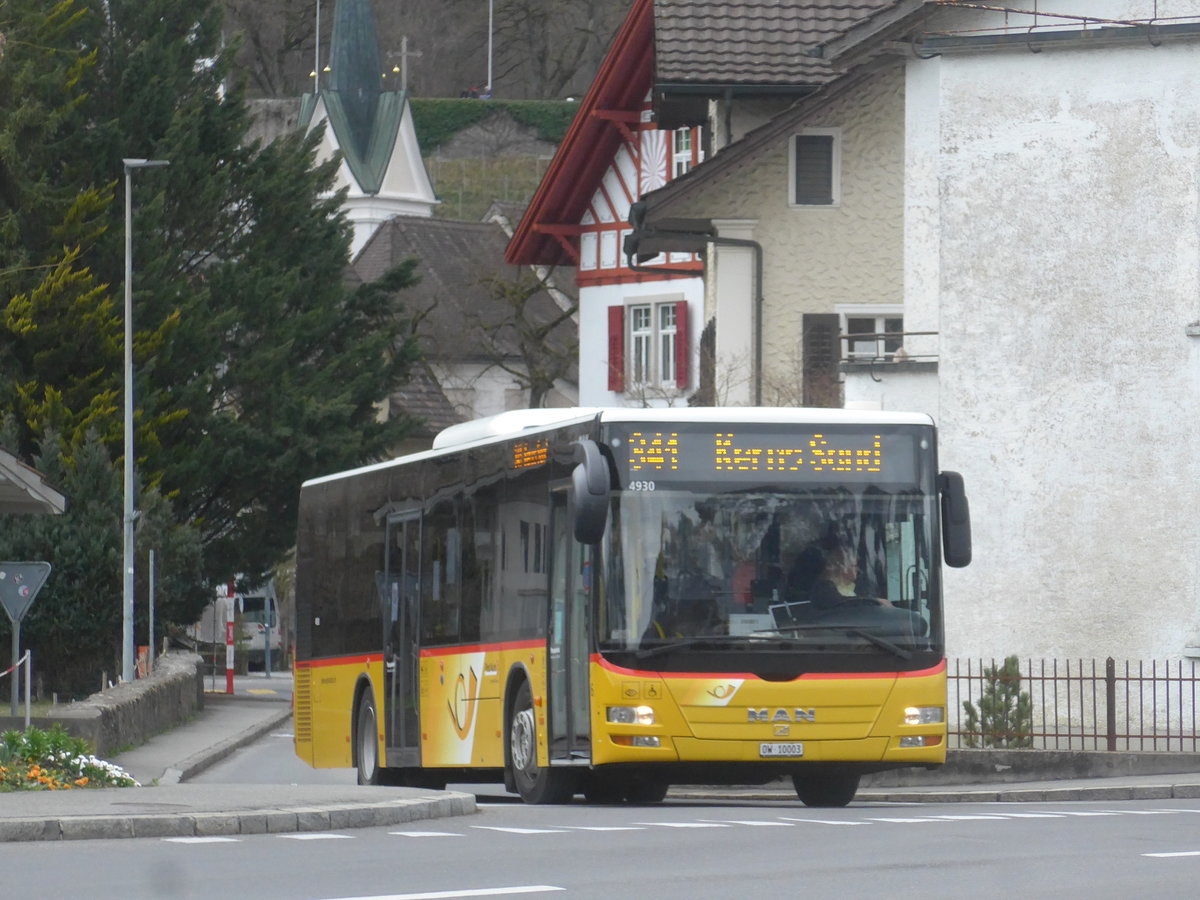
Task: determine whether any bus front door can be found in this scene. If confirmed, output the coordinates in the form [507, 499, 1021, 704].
[385, 512, 421, 767]
[548, 489, 591, 763]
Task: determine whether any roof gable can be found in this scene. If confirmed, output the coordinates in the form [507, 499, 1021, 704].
[355, 216, 576, 362]
[506, 0, 655, 266]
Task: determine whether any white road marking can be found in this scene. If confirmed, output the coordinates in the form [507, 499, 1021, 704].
[777, 817, 867, 826]
[278, 833, 355, 840]
[864, 817, 951, 824]
[561, 825, 648, 831]
[316, 887, 565, 900]
[995, 813, 1066, 818]
[1041, 811, 1118, 817]
[471, 826, 570, 834]
[1143, 851, 1200, 858]
[634, 821, 730, 828]
[923, 815, 1012, 821]
[162, 836, 240, 844]
[703, 819, 793, 827]
[390, 831, 465, 837]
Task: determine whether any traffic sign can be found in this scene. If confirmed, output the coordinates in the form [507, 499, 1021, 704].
[0, 562, 51, 625]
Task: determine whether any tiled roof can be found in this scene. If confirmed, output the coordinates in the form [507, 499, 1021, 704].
[389, 364, 463, 438]
[353, 214, 577, 363]
[654, 0, 898, 86]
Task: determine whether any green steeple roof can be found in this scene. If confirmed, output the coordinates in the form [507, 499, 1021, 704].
[301, 0, 403, 195]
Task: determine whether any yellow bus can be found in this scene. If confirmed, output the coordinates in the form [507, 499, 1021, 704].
[293, 407, 971, 806]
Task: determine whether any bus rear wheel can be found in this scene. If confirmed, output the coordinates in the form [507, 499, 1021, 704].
[792, 771, 860, 807]
[355, 690, 381, 785]
[509, 681, 575, 804]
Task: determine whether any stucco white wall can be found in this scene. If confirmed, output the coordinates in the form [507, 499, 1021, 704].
[844, 365, 939, 416]
[668, 67, 907, 406]
[432, 361, 577, 419]
[906, 38, 1200, 661]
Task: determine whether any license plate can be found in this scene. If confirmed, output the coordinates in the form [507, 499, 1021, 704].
[759, 742, 804, 758]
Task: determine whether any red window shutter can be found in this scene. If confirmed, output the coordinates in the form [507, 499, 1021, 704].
[674, 300, 690, 389]
[607, 306, 625, 392]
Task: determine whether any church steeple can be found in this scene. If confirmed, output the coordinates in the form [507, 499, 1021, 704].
[328, 0, 382, 159]
[300, 0, 437, 257]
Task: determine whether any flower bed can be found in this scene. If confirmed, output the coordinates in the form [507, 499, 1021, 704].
[0, 724, 138, 790]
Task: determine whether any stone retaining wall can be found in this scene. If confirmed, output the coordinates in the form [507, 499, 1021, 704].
[0, 651, 203, 757]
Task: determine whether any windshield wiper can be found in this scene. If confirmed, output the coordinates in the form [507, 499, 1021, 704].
[761, 623, 913, 661]
[634, 635, 750, 660]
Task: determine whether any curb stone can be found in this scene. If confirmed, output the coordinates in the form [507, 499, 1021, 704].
[161, 705, 294, 785]
[0, 792, 478, 842]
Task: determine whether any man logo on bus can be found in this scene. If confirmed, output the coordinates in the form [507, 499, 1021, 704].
[748, 708, 816, 723]
[448, 667, 479, 740]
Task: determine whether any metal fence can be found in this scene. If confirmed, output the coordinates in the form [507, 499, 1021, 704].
[948, 657, 1200, 752]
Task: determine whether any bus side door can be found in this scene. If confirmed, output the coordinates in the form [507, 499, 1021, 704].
[385, 511, 421, 766]
[548, 488, 591, 763]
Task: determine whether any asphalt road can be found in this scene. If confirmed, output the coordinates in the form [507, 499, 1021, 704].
[8, 727, 1200, 899]
[5, 795, 1200, 899]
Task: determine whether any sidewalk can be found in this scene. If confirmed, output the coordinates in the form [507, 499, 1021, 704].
[3, 671, 1200, 842]
[0, 673, 476, 843]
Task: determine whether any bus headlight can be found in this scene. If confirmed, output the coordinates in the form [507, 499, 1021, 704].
[607, 705, 656, 725]
[612, 734, 662, 748]
[904, 706, 944, 726]
[899, 735, 942, 748]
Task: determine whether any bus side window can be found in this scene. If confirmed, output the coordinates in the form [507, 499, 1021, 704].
[421, 497, 460, 643]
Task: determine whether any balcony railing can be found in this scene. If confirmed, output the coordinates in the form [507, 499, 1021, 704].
[838, 330, 937, 365]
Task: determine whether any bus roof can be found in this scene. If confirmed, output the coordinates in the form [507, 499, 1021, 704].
[301, 406, 936, 488]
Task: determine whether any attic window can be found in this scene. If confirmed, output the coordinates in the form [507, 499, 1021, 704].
[790, 130, 839, 206]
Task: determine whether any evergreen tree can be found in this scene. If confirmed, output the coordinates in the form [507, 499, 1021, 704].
[0, 0, 420, 694]
[962, 656, 1035, 749]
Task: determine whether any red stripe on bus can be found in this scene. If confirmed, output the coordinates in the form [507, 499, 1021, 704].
[420, 639, 544, 658]
[295, 653, 383, 669]
[593, 654, 946, 680]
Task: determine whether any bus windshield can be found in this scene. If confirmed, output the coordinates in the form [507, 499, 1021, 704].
[598, 485, 939, 664]
[596, 420, 941, 666]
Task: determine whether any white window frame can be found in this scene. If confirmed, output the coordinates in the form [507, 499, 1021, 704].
[789, 127, 841, 208]
[673, 128, 694, 178]
[836, 304, 904, 361]
[626, 297, 682, 390]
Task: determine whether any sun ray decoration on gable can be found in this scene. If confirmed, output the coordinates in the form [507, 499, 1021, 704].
[640, 130, 668, 194]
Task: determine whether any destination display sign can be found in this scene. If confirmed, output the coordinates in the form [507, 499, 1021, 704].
[611, 425, 921, 486]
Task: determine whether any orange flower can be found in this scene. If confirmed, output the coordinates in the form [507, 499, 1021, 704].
[74, 777, 88, 787]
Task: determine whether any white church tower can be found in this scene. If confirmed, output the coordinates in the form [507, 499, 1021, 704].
[300, 0, 437, 257]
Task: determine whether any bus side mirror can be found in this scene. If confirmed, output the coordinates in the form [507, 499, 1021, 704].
[938, 470, 972, 568]
[572, 439, 610, 543]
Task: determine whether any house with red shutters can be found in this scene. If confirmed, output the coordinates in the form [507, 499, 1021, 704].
[506, 0, 706, 407]
[616, 0, 1200, 669]
[507, 0, 896, 407]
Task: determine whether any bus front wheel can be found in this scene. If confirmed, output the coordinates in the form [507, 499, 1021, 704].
[792, 771, 860, 807]
[355, 690, 381, 785]
[508, 681, 575, 804]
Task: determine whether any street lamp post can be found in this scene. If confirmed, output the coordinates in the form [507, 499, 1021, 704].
[122, 157, 169, 685]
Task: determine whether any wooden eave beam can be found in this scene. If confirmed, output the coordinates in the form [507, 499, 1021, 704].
[592, 109, 640, 145]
